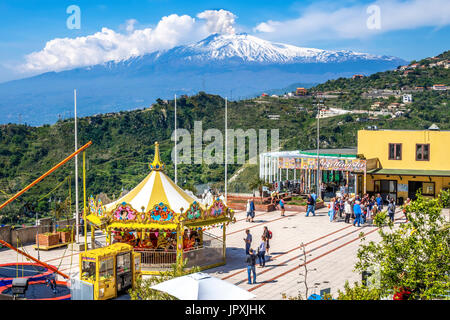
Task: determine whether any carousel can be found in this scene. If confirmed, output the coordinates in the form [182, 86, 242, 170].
[86, 142, 235, 274]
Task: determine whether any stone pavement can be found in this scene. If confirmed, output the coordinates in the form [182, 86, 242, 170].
[0, 205, 405, 300]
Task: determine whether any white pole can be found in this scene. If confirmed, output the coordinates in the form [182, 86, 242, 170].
[224, 97, 228, 203]
[174, 94, 177, 185]
[74, 89, 79, 243]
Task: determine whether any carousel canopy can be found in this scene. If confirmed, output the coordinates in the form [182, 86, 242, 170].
[104, 142, 204, 214]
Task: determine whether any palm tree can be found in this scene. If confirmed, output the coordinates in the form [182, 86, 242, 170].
[248, 177, 267, 201]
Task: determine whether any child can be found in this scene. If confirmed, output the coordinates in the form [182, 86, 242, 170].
[328, 198, 336, 222]
[279, 198, 285, 216]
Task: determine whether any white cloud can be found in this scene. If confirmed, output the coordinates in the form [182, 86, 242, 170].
[253, 0, 450, 42]
[196, 9, 237, 35]
[19, 9, 237, 74]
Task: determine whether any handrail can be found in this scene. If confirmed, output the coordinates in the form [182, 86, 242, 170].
[0, 141, 93, 211]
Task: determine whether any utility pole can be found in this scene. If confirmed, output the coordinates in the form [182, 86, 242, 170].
[74, 89, 79, 244]
[224, 97, 228, 204]
[174, 94, 178, 184]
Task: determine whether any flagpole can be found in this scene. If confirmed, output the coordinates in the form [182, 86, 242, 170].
[74, 89, 79, 243]
[174, 94, 178, 185]
[225, 97, 228, 204]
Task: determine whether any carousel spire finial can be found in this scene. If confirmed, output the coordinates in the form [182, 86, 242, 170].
[150, 141, 165, 171]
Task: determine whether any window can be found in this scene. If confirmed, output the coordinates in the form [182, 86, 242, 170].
[389, 143, 402, 160]
[99, 257, 114, 281]
[422, 182, 435, 196]
[416, 144, 430, 161]
[81, 260, 96, 281]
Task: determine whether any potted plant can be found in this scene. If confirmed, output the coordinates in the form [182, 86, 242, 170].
[36, 232, 60, 247]
[57, 227, 74, 243]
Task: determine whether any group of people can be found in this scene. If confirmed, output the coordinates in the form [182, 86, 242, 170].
[326, 193, 400, 226]
[244, 227, 272, 284]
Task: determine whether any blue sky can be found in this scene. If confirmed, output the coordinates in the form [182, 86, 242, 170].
[0, 0, 449, 83]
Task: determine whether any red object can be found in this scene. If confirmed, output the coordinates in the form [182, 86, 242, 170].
[393, 287, 412, 300]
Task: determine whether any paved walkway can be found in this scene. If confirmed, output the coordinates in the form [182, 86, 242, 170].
[0, 205, 405, 300]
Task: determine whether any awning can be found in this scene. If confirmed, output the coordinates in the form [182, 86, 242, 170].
[367, 168, 450, 177]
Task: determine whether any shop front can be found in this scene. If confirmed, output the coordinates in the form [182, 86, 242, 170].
[262, 149, 368, 200]
[365, 169, 450, 205]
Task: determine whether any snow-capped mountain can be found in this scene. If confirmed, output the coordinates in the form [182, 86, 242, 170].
[0, 33, 406, 125]
[155, 33, 397, 64]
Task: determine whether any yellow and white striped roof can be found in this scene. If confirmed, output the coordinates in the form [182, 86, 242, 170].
[104, 142, 203, 214]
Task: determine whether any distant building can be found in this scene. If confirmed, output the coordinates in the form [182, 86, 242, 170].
[432, 84, 447, 91]
[352, 74, 364, 79]
[414, 86, 424, 91]
[403, 70, 414, 76]
[296, 87, 308, 96]
[409, 63, 419, 69]
[402, 94, 413, 103]
[388, 103, 400, 110]
[261, 93, 269, 97]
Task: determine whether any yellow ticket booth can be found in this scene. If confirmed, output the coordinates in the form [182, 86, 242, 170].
[79, 243, 141, 300]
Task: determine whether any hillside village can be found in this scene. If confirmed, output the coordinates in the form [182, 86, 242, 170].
[257, 51, 448, 121]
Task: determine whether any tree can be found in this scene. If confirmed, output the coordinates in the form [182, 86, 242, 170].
[128, 259, 200, 300]
[247, 177, 268, 199]
[343, 190, 450, 300]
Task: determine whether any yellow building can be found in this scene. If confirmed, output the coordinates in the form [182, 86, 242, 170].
[357, 127, 450, 204]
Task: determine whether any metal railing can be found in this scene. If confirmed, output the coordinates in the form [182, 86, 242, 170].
[136, 249, 177, 271]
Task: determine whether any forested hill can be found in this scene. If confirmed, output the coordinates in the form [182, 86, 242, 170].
[0, 51, 449, 226]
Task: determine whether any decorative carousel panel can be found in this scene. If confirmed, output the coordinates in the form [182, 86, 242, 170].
[113, 203, 138, 221]
[89, 195, 106, 217]
[148, 202, 175, 223]
[184, 201, 203, 221]
[206, 198, 227, 219]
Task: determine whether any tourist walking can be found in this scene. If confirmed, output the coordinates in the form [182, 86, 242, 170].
[338, 197, 345, 219]
[245, 199, 255, 222]
[306, 193, 315, 217]
[263, 226, 271, 255]
[376, 193, 383, 212]
[344, 199, 352, 223]
[257, 236, 266, 267]
[353, 200, 362, 227]
[246, 248, 257, 284]
[311, 190, 318, 215]
[244, 229, 252, 255]
[388, 199, 396, 222]
[250, 199, 255, 222]
[279, 198, 285, 216]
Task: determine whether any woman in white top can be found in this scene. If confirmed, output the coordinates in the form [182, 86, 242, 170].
[344, 199, 352, 223]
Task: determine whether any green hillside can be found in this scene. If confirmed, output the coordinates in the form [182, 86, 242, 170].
[0, 52, 449, 226]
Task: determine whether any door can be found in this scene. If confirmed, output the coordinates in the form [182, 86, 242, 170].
[408, 181, 422, 200]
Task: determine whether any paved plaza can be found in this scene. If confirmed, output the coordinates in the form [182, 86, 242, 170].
[0, 205, 405, 300]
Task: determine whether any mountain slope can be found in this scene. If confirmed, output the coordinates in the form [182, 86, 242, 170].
[0, 33, 407, 126]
